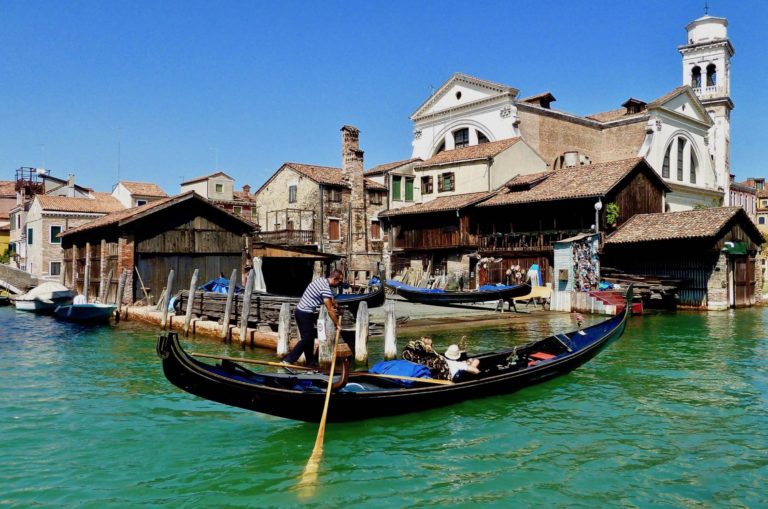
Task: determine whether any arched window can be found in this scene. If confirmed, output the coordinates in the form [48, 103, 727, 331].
[677, 139, 685, 181]
[477, 131, 489, 144]
[662, 147, 671, 178]
[689, 150, 698, 184]
[691, 66, 702, 88]
[706, 64, 717, 87]
[453, 128, 469, 148]
[435, 140, 445, 154]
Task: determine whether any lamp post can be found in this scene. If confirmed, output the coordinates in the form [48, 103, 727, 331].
[594, 199, 603, 234]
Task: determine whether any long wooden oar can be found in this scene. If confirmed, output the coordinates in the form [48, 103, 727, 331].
[190, 353, 313, 372]
[191, 352, 452, 385]
[297, 318, 342, 500]
[349, 372, 454, 385]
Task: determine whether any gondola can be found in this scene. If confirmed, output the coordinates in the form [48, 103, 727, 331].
[335, 281, 386, 314]
[385, 279, 531, 305]
[157, 287, 632, 423]
[53, 303, 117, 324]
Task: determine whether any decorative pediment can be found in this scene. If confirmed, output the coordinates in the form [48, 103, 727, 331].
[648, 86, 712, 126]
[411, 73, 518, 120]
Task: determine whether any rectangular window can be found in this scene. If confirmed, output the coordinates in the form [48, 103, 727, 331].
[328, 188, 342, 202]
[759, 217, 765, 225]
[251, 208, 258, 221]
[136, 199, 147, 206]
[27, 228, 33, 245]
[662, 151, 670, 178]
[49, 261, 61, 276]
[329, 218, 340, 241]
[392, 176, 402, 201]
[286, 220, 294, 230]
[215, 183, 223, 193]
[288, 184, 297, 203]
[454, 128, 469, 148]
[421, 176, 433, 194]
[233, 206, 242, 216]
[677, 141, 684, 181]
[371, 220, 381, 240]
[50, 225, 62, 244]
[438, 173, 455, 192]
[405, 178, 414, 201]
[369, 192, 382, 205]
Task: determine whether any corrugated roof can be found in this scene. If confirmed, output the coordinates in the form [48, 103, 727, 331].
[120, 181, 168, 197]
[606, 207, 760, 244]
[366, 158, 422, 176]
[37, 194, 124, 213]
[379, 191, 493, 217]
[478, 157, 658, 207]
[415, 138, 520, 169]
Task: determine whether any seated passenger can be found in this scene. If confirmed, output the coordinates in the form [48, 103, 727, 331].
[443, 344, 480, 382]
[401, 336, 450, 380]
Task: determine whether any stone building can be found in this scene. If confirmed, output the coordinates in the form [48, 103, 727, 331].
[254, 126, 388, 286]
[404, 14, 736, 212]
[0, 181, 14, 256]
[23, 193, 124, 279]
[180, 172, 258, 222]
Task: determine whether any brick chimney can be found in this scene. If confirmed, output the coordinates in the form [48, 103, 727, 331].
[242, 184, 251, 194]
[341, 125, 369, 275]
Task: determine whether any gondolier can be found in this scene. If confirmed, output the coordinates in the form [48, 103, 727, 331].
[283, 269, 345, 367]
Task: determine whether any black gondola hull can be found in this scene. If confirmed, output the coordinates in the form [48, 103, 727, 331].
[157, 288, 631, 422]
[385, 281, 531, 305]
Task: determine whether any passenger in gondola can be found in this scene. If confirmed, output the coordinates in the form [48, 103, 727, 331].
[443, 344, 480, 382]
[283, 269, 344, 368]
[401, 336, 450, 380]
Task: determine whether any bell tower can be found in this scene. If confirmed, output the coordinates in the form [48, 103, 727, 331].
[679, 13, 735, 204]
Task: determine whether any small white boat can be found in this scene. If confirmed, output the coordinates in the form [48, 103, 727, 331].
[53, 303, 117, 324]
[13, 282, 75, 313]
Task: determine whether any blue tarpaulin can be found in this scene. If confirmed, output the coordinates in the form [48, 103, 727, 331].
[198, 277, 243, 295]
[370, 360, 432, 387]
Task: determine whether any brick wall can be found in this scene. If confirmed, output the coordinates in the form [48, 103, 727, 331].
[706, 251, 729, 310]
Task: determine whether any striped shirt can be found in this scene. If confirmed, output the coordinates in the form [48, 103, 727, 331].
[297, 277, 334, 312]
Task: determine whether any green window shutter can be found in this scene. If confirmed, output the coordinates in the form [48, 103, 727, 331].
[405, 178, 414, 201]
[392, 176, 401, 200]
[27, 228, 33, 245]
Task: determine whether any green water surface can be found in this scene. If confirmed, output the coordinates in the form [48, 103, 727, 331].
[0, 306, 766, 508]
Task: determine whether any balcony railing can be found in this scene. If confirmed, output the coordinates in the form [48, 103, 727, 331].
[257, 229, 315, 245]
[478, 230, 588, 252]
[393, 230, 478, 250]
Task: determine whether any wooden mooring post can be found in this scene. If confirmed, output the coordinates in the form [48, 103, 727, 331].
[384, 299, 397, 360]
[100, 268, 113, 304]
[161, 270, 174, 330]
[277, 302, 291, 357]
[83, 258, 91, 302]
[220, 269, 238, 342]
[115, 269, 128, 310]
[355, 301, 369, 364]
[240, 269, 255, 348]
[183, 268, 199, 337]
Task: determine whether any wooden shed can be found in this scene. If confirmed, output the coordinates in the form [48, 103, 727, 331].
[250, 241, 340, 296]
[59, 191, 256, 304]
[603, 207, 764, 309]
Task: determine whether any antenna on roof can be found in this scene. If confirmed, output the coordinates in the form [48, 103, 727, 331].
[429, 84, 435, 96]
[704, 0, 708, 14]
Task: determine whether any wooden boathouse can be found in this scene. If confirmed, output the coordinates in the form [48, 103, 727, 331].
[602, 207, 764, 309]
[59, 191, 256, 304]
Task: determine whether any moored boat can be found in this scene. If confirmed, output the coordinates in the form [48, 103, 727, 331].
[385, 279, 530, 306]
[157, 286, 633, 422]
[53, 303, 117, 324]
[13, 282, 75, 313]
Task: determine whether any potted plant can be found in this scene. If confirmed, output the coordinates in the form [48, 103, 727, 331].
[605, 202, 620, 228]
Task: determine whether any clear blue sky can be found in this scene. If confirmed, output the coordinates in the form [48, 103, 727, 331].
[1, 0, 766, 195]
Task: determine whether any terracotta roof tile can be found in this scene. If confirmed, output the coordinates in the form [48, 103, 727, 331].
[606, 207, 753, 244]
[364, 178, 387, 191]
[37, 193, 124, 214]
[119, 181, 168, 197]
[0, 180, 15, 196]
[366, 158, 422, 176]
[478, 157, 656, 207]
[415, 138, 520, 169]
[379, 191, 493, 217]
[232, 191, 257, 203]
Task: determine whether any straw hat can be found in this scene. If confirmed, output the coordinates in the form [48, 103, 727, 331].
[444, 344, 461, 361]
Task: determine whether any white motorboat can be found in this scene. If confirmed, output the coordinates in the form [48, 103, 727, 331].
[13, 282, 75, 313]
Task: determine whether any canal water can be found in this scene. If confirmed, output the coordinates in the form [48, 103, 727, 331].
[1, 305, 766, 508]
